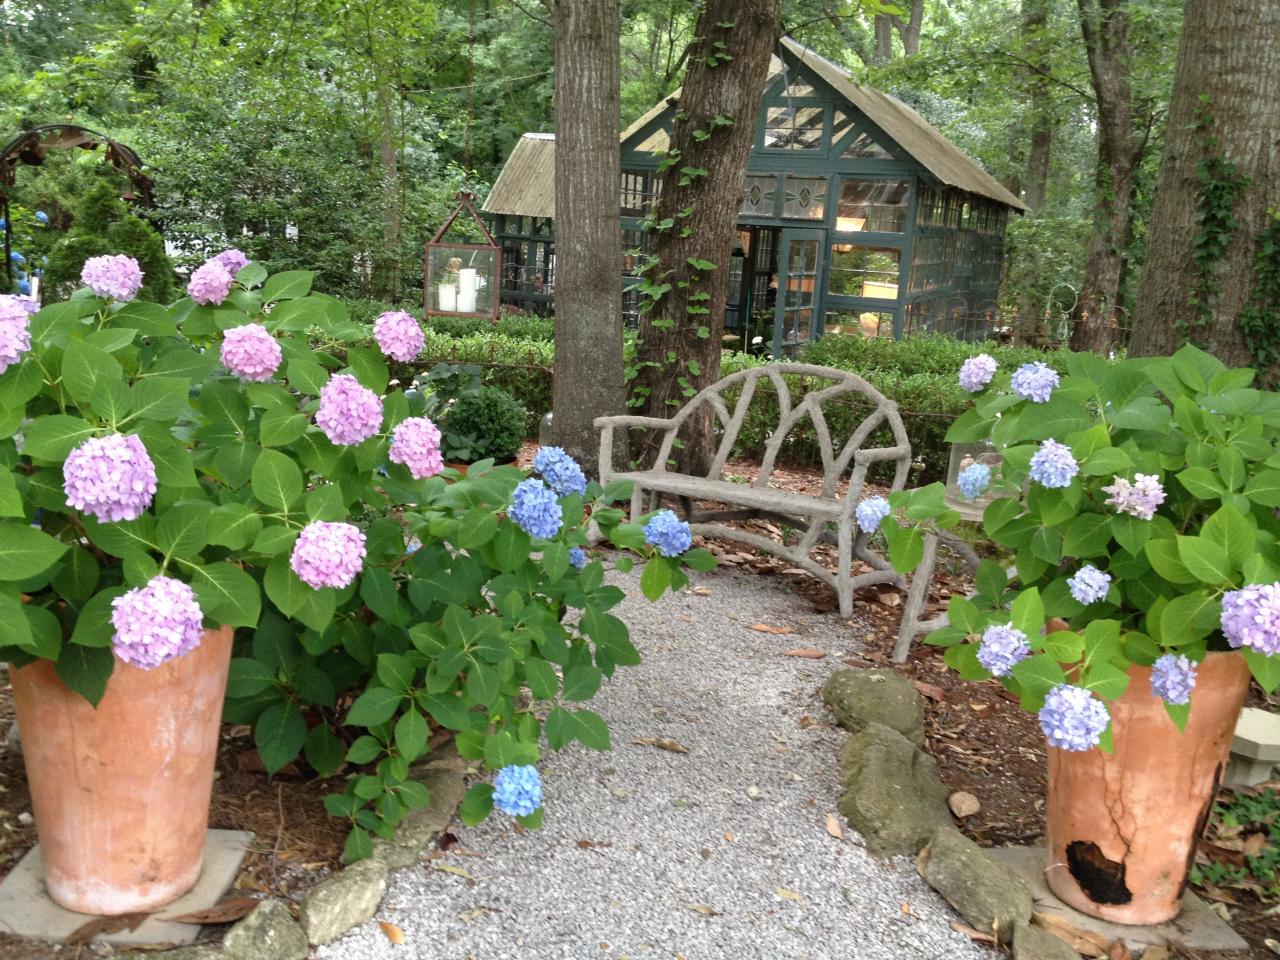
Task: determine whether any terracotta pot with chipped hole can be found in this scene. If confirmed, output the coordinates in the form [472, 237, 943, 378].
[10, 626, 234, 915]
[1044, 651, 1252, 925]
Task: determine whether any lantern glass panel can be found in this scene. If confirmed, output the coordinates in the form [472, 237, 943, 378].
[427, 246, 497, 317]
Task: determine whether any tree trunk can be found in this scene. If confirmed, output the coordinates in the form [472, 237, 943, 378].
[552, 0, 624, 478]
[633, 0, 781, 472]
[892, 0, 924, 57]
[873, 14, 894, 64]
[1015, 0, 1054, 343]
[1129, 0, 1280, 375]
[373, 77, 402, 301]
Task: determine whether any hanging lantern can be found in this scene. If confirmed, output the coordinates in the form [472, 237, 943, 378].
[423, 191, 501, 321]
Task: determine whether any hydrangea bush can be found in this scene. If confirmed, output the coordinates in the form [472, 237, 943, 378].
[881, 345, 1280, 751]
[0, 256, 712, 860]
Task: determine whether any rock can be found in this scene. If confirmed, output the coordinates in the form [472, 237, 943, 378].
[918, 827, 1031, 944]
[836, 722, 950, 856]
[745, 786, 764, 800]
[1011, 920, 1081, 960]
[223, 899, 308, 960]
[948, 791, 981, 818]
[300, 856, 389, 945]
[823, 668, 925, 745]
[373, 762, 468, 869]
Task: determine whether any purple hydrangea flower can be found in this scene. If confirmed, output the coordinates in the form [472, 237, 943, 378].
[290, 521, 367, 589]
[316, 374, 383, 446]
[1011, 361, 1060, 403]
[493, 764, 542, 817]
[187, 259, 235, 306]
[1028, 439, 1079, 489]
[958, 354, 998, 393]
[569, 546, 587, 570]
[220, 323, 282, 382]
[110, 575, 204, 669]
[63, 433, 157, 522]
[1067, 565, 1111, 605]
[1039, 684, 1110, 752]
[213, 248, 250, 274]
[956, 463, 991, 500]
[644, 509, 693, 557]
[0, 295, 33, 375]
[976, 623, 1030, 677]
[373, 310, 424, 363]
[510, 478, 563, 540]
[1102, 474, 1166, 521]
[81, 254, 143, 302]
[533, 446, 587, 497]
[388, 416, 444, 479]
[1220, 582, 1280, 656]
[1150, 654, 1197, 705]
[855, 496, 891, 533]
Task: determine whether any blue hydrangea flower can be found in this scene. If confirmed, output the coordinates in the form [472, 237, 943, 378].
[35, 211, 48, 225]
[1011, 361, 1060, 403]
[956, 463, 991, 500]
[644, 509, 692, 557]
[855, 496, 891, 534]
[16, 279, 29, 296]
[976, 623, 1030, 677]
[1039, 684, 1110, 752]
[9, 251, 23, 264]
[493, 764, 542, 817]
[1028, 439, 1079, 489]
[1067, 565, 1111, 605]
[510, 478, 563, 540]
[1150, 654, 1197, 705]
[533, 446, 587, 497]
[569, 546, 587, 569]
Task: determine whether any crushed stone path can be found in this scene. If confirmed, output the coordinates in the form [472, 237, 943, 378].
[316, 566, 988, 960]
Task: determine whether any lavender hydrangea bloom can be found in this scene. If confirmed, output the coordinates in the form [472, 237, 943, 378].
[373, 310, 425, 363]
[1011, 361, 1060, 403]
[388, 416, 444, 479]
[1028, 439, 1079, 489]
[510, 478, 563, 540]
[1067, 565, 1112, 605]
[110, 575, 204, 669]
[644, 509, 693, 557]
[956, 463, 991, 500]
[533, 446, 588, 497]
[1150, 654, 1197, 705]
[213, 248, 250, 274]
[855, 496, 891, 533]
[1220, 582, 1280, 656]
[187, 259, 234, 306]
[290, 521, 367, 589]
[0, 295, 32, 374]
[493, 765, 542, 817]
[316, 374, 383, 446]
[569, 547, 587, 570]
[1102, 473, 1166, 521]
[976, 623, 1030, 677]
[958, 354, 998, 393]
[63, 433, 157, 522]
[1039, 684, 1110, 752]
[81, 254, 143, 302]
[220, 323, 282, 382]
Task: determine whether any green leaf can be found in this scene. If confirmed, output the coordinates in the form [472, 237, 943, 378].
[89, 377, 131, 423]
[394, 708, 430, 761]
[157, 502, 212, 559]
[262, 270, 315, 303]
[346, 686, 405, 726]
[344, 346, 390, 394]
[361, 569, 401, 620]
[492, 521, 531, 572]
[1081, 447, 1133, 477]
[884, 524, 925, 572]
[1202, 504, 1255, 570]
[287, 359, 329, 395]
[264, 558, 335, 632]
[0, 524, 68, 580]
[346, 735, 384, 764]
[639, 557, 672, 600]
[1175, 535, 1234, 584]
[20, 602, 61, 660]
[21, 416, 97, 461]
[251, 449, 304, 510]
[946, 596, 983, 633]
[113, 301, 179, 337]
[524, 658, 559, 699]
[260, 409, 309, 447]
[1218, 447, 1246, 492]
[254, 701, 306, 775]
[128, 377, 190, 422]
[343, 826, 374, 863]
[55, 643, 114, 705]
[51, 545, 100, 604]
[304, 724, 346, 777]
[1244, 649, 1280, 693]
[1244, 470, 1280, 507]
[1144, 538, 1196, 583]
[545, 706, 611, 751]
[208, 503, 264, 550]
[459, 783, 495, 826]
[226, 657, 277, 697]
[562, 663, 603, 701]
[1010, 587, 1045, 637]
[62, 338, 121, 404]
[376, 652, 416, 693]
[1009, 654, 1068, 711]
[1158, 592, 1221, 647]
[1177, 467, 1224, 500]
[189, 562, 261, 628]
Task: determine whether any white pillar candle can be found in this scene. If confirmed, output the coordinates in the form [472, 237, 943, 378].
[438, 283, 457, 312]
[458, 268, 477, 297]
[457, 288, 477, 313]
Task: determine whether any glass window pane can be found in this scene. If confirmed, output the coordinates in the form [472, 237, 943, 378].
[842, 130, 892, 160]
[764, 104, 824, 150]
[831, 109, 856, 145]
[827, 245, 900, 300]
[826, 309, 894, 339]
[740, 175, 777, 217]
[836, 178, 910, 233]
[782, 177, 826, 219]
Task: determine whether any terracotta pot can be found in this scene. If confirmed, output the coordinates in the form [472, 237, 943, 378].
[10, 626, 234, 915]
[1044, 651, 1251, 924]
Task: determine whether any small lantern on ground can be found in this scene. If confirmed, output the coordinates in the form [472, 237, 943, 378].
[944, 440, 1002, 521]
[424, 191, 501, 321]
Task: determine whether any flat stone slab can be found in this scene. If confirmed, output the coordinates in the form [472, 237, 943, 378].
[990, 846, 1249, 954]
[0, 829, 254, 945]
[1232, 706, 1280, 761]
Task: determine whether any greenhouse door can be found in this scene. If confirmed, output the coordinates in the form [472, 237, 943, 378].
[772, 229, 824, 358]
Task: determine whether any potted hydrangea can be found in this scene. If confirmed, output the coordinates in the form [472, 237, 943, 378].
[876, 345, 1280, 925]
[0, 249, 709, 915]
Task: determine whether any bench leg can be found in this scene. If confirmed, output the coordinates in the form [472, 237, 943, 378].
[630, 483, 646, 522]
[894, 531, 939, 662]
[836, 517, 853, 619]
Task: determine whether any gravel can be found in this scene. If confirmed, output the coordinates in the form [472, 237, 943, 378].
[316, 566, 990, 960]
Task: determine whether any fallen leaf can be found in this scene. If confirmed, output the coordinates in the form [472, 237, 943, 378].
[1199, 881, 1239, 904]
[1264, 938, 1280, 957]
[431, 862, 476, 880]
[947, 791, 981, 819]
[167, 897, 258, 924]
[875, 591, 902, 607]
[692, 586, 711, 596]
[723, 831, 736, 842]
[575, 839, 613, 850]
[631, 737, 690, 753]
[379, 920, 405, 944]
[948, 920, 996, 944]
[688, 903, 721, 917]
[910, 679, 946, 702]
[825, 814, 844, 839]
[775, 887, 803, 902]
[900, 901, 911, 915]
[458, 908, 490, 923]
[783, 647, 826, 659]
[68, 912, 150, 944]
[750, 623, 795, 635]
[1033, 912, 1111, 957]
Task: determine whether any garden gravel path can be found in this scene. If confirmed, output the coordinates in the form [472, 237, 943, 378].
[315, 565, 989, 960]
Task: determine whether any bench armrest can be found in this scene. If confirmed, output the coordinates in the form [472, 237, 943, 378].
[854, 445, 911, 464]
[594, 415, 677, 482]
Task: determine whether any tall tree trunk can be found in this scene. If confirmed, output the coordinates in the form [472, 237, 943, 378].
[1015, 0, 1054, 343]
[1129, 0, 1280, 374]
[374, 77, 402, 301]
[1071, 0, 1137, 353]
[552, 0, 624, 478]
[892, 0, 924, 57]
[633, 0, 781, 472]
[873, 14, 894, 64]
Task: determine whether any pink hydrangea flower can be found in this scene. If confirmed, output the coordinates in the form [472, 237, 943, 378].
[1221, 583, 1280, 656]
[188, 259, 235, 306]
[213, 248, 250, 274]
[388, 416, 444, 479]
[63, 433, 157, 522]
[0, 295, 32, 375]
[221, 323, 282, 382]
[316, 374, 383, 446]
[1102, 473, 1166, 521]
[110, 575, 205, 669]
[373, 310, 425, 363]
[81, 255, 143, 302]
[290, 521, 367, 589]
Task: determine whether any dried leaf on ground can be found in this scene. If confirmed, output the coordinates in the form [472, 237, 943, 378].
[783, 648, 826, 659]
[631, 737, 689, 754]
[168, 896, 258, 924]
[431, 862, 476, 880]
[775, 887, 803, 902]
[750, 623, 795, 635]
[688, 903, 721, 916]
[575, 839, 612, 850]
[379, 920, 406, 944]
[1141, 948, 1169, 960]
[825, 814, 844, 839]
[723, 831, 736, 842]
[1107, 940, 1133, 960]
[947, 791, 981, 818]
[948, 920, 996, 944]
[910, 679, 946, 702]
[67, 912, 150, 944]
[1033, 912, 1111, 957]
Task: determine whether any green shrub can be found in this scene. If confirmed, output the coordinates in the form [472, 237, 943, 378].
[443, 385, 529, 464]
